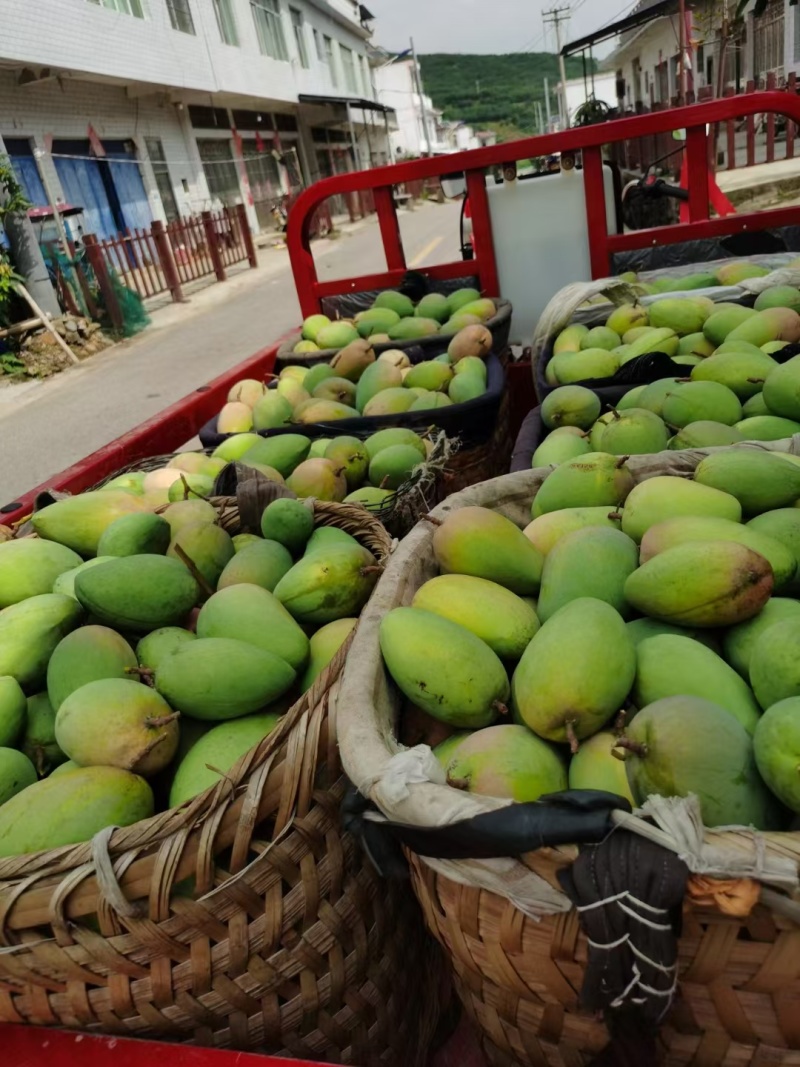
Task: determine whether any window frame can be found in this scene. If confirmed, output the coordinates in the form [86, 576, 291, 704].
[324, 35, 339, 86]
[251, 0, 289, 61]
[290, 7, 310, 68]
[212, 0, 239, 45]
[165, 0, 195, 34]
[314, 27, 326, 63]
[340, 44, 358, 94]
[86, 0, 145, 17]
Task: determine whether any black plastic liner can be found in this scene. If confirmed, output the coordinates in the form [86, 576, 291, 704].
[199, 352, 506, 451]
[611, 225, 800, 275]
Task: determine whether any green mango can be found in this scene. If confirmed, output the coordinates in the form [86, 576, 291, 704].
[368, 445, 423, 490]
[512, 598, 635, 746]
[167, 522, 235, 589]
[274, 544, 378, 624]
[75, 555, 198, 633]
[0, 594, 83, 689]
[661, 381, 743, 428]
[633, 634, 760, 735]
[432, 506, 543, 595]
[379, 607, 510, 728]
[449, 373, 486, 404]
[620, 697, 778, 830]
[162, 499, 218, 536]
[299, 617, 357, 693]
[355, 361, 402, 411]
[446, 724, 567, 802]
[734, 416, 800, 441]
[52, 557, 115, 600]
[536, 527, 638, 622]
[648, 298, 709, 335]
[0, 539, 82, 608]
[624, 541, 772, 627]
[240, 434, 311, 477]
[0, 749, 37, 806]
[747, 509, 800, 593]
[532, 429, 591, 467]
[690, 350, 777, 400]
[532, 454, 634, 518]
[155, 637, 296, 721]
[694, 451, 800, 516]
[703, 306, 758, 346]
[412, 574, 539, 660]
[96, 513, 172, 557]
[523, 507, 622, 556]
[136, 627, 197, 671]
[722, 598, 800, 678]
[640, 515, 796, 591]
[598, 408, 670, 455]
[553, 323, 589, 354]
[750, 618, 800, 710]
[551, 348, 619, 383]
[568, 731, 634, 803]
[168, 710, 283, 807]
[22, 692, 67, 776]
[762, 355, 800, 421]
[0, 766, 154, 857]
[55, 678, 179, 776]
[30, 491, 148, 557]
[754, 698, 800, 811]
[196, 584, 309, 672]
[365, 427, 426, 460]
[541, 385, 601, 430]
[620, 476, 741, 543]
[669, 421, 743, 449]
[47, 625, 138, 711]
[0, 676, 26, 747]
[217, 539, 293, 591]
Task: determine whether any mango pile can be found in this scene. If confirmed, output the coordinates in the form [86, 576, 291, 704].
[217, 326, 492, 436]
[116, 426, 434, 510]
[295, 287, 497, 351]
[621, 258, 795, 295]
[385, 451, 800, 830]
[547, 282, 800, 387]
[0, 493, 379, 856]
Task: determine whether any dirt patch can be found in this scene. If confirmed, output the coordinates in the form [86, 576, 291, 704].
[0, 315, 115, 383]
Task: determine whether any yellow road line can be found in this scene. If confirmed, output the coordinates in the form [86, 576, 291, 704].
[408, 235, 442, 268]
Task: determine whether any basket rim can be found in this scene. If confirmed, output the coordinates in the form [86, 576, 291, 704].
[0, 497, 392, 928]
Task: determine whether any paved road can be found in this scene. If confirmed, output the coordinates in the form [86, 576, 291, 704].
[0, 200, 461, 501]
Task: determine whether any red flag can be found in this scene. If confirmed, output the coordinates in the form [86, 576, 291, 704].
[87, 124, 105, 157]
[255, 130, 265, 152]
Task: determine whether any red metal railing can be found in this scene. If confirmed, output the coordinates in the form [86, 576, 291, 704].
[83, 205, 257, 317]
[286, 91, 800, 315]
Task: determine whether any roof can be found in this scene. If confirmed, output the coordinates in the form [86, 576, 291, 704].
[298, 93, 395, 114]
[562, 0, 679, 56]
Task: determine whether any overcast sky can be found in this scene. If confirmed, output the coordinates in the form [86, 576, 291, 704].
[367, 0, 628, 56]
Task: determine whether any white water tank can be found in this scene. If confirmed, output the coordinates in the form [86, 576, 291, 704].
[485, 164, 618, 345]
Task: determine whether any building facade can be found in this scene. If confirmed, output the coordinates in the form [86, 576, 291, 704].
[0, 0, 392, 238]
[605, 0, 791, 111]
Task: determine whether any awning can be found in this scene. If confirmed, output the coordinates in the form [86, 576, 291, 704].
[562, 0, 679, 57]
[298, 93, 395, 115]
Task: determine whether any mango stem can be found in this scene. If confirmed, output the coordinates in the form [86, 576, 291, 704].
[173, 543, 215, 599]
[614, 736, 648, 758]
[565, 719, 580, 755]
[145, 713, 180, 729]
[422, 514, 443, 526]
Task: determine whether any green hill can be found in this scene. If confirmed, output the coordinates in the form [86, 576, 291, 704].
[419, 52, 596, 141]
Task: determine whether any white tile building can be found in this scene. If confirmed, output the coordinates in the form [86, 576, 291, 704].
[0, 0, 392, 237]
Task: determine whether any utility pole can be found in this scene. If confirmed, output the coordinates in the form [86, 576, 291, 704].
[0, 134, 60, 319]
[543, 77, 552, 125]
[678, 0, 687, 102]
[410, 36, 434, 157]
[543, 6, 571, 128]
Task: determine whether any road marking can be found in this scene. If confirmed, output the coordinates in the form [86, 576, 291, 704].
[409, 236, 442, 267]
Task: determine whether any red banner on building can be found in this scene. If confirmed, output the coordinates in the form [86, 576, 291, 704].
[87, 124, 105, 157]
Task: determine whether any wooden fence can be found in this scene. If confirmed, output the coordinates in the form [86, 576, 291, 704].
[609, 73, 800, 179]
[82, 203, 257, 322]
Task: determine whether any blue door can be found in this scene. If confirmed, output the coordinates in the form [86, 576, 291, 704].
[52, 139, 151, 240]
[3, 140, 48, 207]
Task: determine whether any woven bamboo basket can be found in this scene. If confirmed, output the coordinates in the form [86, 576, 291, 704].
[0, 499, 444, 1066]
[336, 442, 800, 1067]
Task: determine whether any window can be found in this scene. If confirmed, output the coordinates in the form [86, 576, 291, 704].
[86, 0, 144, 16]
[213, 0, 238, 44]
[251, 0, 289, 60]
[145, 138, 180, 222]
[324, 36, 338, 86]
[166, 0, 195, 33]
[290, 8, 309, 68]
[314, 28, 326, 62]
[361, 54, 372, 97]
[341, 45, 358, 94]
[196, 139, 241, 204]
